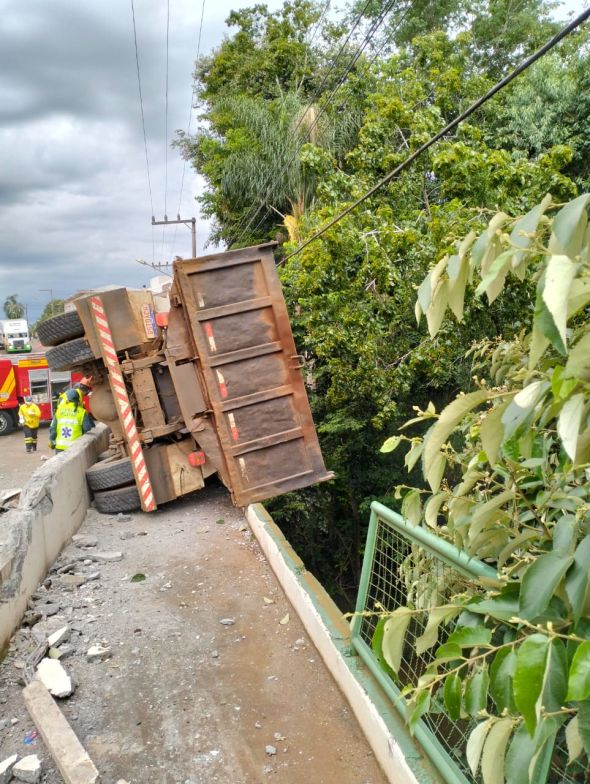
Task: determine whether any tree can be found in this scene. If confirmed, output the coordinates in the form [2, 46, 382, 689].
[378, 192, 590, 782]
[33, 299, 64, 334]
[3, 294, 25, 319]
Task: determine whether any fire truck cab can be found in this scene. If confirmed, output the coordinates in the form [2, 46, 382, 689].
[0, 355, 81, 435]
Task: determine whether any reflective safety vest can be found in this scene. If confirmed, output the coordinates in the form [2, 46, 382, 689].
[19, 403, 41, 428]
[54, 401, 86, 450]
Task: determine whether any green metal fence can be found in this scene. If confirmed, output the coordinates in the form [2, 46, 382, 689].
[350, 501, 586, 784]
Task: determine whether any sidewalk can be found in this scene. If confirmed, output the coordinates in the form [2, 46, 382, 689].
[0, 485, 387, 784]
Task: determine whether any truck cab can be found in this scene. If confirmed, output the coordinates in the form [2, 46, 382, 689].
[0, 319, 31, 353]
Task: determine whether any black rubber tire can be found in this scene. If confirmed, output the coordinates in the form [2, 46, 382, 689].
[45, 338, 95, 371]
[93, 484, 141, 514]
[0, 410, 15, 436]
[37, 311, 84, 347]
[86, 457, 135, 491]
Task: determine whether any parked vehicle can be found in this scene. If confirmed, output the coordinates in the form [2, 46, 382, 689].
[0, 319, 31, 353]
[39, 243, 333, 514]
[0, 355, 82, 435]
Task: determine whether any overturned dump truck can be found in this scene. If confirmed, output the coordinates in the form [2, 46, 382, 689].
[38, 243, 333, 514]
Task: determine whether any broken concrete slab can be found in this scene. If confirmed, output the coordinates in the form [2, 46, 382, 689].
[71, 535, 98, 548]
[13, 754, 41, 783]
[0, 755, 18, 784]
[92, 551, 123, 562]
[47, 626, 70, 648]
[86, 645, 111, 662]
[36, 658, 74, 698]
[23, 680, 99, 784]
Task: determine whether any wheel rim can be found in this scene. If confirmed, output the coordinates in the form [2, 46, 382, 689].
[0, 414, 10, 434]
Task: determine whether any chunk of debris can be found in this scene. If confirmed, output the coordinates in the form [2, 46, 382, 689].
[57, 574, 86, 589]
[0, 754, 18, 784]
[71, 535, 98, 549]
[219, 618, 235, 626]
[47, 626, 70, 648]
[0, 487, 20, 510]
[36, 659, 74, 698]
[93, 551, 124, 562]
[86, 645, 112, 662]
[37, 604, 60, 617]
[211, 650, 219, 659]
[279, 614, 290, 625]
[23, 680, 99, 784]
[119, 531, 135, 540]
[116, 513, 132, 523]
[13, 754, 42, 783]
[265, 745, 277, 756]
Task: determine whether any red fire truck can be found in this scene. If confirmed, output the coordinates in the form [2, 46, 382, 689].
[0, 355, 81, 435]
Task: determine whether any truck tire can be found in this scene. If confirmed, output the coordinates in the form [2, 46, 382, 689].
[93, 484, 141, 514]
[37, 311, 84, 347]
[0, 410, 15, 436]
[46, 338, 95, 371]
[86, 457, 135, 491]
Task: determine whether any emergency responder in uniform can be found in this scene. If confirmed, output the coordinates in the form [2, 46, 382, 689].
[18, 395, 41, 453]
[49, 387, 94, 452]
[56, 375, 93, 405]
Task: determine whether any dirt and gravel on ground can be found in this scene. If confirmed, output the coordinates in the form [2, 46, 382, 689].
[0, 468, 387, 784]
[0, 428, 53, 495]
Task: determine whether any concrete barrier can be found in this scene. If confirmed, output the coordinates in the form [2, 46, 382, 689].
[0, 425, 109, 651]
[246, 503, 442, 784]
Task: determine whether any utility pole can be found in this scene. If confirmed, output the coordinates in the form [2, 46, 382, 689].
[39, 288, 54, 317]
[152, 214, 196, 259]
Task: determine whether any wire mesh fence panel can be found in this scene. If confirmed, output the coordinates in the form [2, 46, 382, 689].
[352, 504, 589, 784]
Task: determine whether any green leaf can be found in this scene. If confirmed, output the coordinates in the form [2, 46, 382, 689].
[371, 618, 395, 679]
[501, 380, 548, 439]
[565, 715, 583, 764]
[519, 551, 574, 620]
[408, 690, 431, 733]
[424, 492, 446, 529]
[446, 626, 492, 648]
[469, 584, 520, 623]
[468, 488, 515, 549]
[541, 254, 578, 353]
[422, 390, 489, 483]
[475, 250, 512, 303]
[480, 402, 508, 465]
[464, 667, 490, 717]
[565, 535, 590, 624]
[380, 435, 401, 453]
[466, 719, 492, 777]
[446, 253, 469, 320]
[415, 606, 458, 655]
[426, 279, 449, 337]
[497, 529, 539, 570]
[578, 701, 590, 757]
[557, 393, 585, 461]
[509, 194, 552, 264]
[542, 638, 568, 713]
[381, 608, 413, 674]
[425, 451, 446, 493]
[549, 193, 590, 257]
[566, 640, 590, 701]
[490, 648, 516, 713]
[552, 514, 577, 555]
[481, 717, 513, 784]
[404, 440, 424, 472]
[564, 332, 590, 382]
[567, 277, 590, 317]
[505, 722, 538, 784]
[402, 489, 422, 526]
[513, 634, 549, 736]
[435, 642, 463, 662]
[443, 673, 462, 721]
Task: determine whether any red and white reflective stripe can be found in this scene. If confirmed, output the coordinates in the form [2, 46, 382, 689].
[89, 296, 156, 512]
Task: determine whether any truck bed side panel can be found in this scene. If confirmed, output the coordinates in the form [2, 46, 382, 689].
[173, 245, 333, 506]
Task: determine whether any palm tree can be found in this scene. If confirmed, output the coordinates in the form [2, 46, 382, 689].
[3, 294, 25, 319]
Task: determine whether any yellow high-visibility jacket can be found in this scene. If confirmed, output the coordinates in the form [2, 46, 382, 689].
[18, 402, 41, 429]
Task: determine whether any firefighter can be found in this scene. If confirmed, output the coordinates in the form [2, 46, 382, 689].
[18, 395, 41, 453]
[57, 375, 93, 405]
[49, 387, 94, 452]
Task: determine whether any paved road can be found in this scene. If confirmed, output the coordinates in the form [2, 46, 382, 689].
[0, 427, 53, 494]
[0, 480, 387, 783]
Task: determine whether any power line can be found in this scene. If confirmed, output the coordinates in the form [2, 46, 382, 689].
[233, 0, 398, 246]
[172, 0, 207, 258]
[282, 5, 590, 262]
[130, 0, 155, 261]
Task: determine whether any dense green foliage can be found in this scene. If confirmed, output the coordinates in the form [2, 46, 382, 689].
[3, 294, 25, 320]
[179, 0, 589, 603]
[378, 193, 590, 782]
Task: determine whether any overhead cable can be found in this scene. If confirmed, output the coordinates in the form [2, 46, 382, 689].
[130, 0, 155, 261]
[282, 5, 590, 262]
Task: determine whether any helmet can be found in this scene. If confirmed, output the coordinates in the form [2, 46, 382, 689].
[75, 375, 93, 395]
[24, 395, 32, 403]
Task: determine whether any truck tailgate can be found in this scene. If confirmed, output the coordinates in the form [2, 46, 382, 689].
[173, 244, 333, 506]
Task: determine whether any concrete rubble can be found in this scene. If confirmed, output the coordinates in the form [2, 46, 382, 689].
[13, 755, 42, 784]
[36, 659, 74, 699]
[0, 756, 18, 784]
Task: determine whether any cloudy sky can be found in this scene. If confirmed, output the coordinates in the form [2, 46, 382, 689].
[0, 0, 288, 322]
[0, 0, 582, 323]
